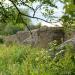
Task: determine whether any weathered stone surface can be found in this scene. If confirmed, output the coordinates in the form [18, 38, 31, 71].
[48, 37, 75, 59]
[16, 31, 30, 43]
[36, 27, 64, 48]
[4, 34, 18, 44]
[57, 37, 75, 50]
[4, 26, 64, 48]
[52, 37, 75, 59]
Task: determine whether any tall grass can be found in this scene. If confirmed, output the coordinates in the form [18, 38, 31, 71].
[0, 44, 75, 75]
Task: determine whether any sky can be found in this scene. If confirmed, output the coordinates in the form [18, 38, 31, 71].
[26, 2, 64, 24]
[30, 1, 64, 25]
[1, 0, 64, 26]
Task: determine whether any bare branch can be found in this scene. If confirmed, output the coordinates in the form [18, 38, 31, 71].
[35, 3, 43, 11]
[33, 4, 43, 17]
[9, 0, 59, 24]
[9, 0, 32, 34]
[21, 1, 35, 11]
[21, 2, 35, 17]
[20, 12, 59, 23]
[20, 1, 42, 17]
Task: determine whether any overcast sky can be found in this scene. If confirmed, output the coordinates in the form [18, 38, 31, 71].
[30, 1, 64, 24]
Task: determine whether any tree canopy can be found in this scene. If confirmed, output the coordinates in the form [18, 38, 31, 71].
[0, 0, 75, 35]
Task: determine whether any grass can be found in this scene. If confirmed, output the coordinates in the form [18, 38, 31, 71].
[0, 44, 75, 75]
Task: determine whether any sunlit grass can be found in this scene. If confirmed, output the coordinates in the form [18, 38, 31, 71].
[0, 44, 75, 75]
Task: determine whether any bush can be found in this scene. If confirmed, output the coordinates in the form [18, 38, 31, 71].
[4, 24, 24, 35]
[0, 36, 4, 44]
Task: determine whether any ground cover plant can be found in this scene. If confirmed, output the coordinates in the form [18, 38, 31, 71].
[0, 43, 75, 75]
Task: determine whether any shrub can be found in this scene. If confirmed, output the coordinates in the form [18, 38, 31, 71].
[0, 36, 4, 44]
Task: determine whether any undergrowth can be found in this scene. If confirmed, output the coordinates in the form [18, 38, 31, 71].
[0, 44, 75, 75]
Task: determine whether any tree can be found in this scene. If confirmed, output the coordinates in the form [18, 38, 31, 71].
[60, 0, 75, 38]
[0, 0, 60, 34]
[1, 0, 75, 36]
[0, 0, 31, 35]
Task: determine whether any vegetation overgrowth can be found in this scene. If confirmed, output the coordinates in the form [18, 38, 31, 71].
[0, 43, 75, 75]
[0, 0, 75, 75]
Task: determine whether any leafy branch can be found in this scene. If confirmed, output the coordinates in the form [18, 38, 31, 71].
[9, 0, 59, 23]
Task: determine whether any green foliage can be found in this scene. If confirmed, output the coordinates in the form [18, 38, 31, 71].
[61, 0, 75, 37]
[0, 44, 51, 75]
[0, 37, 4, 43]
[0, 2, 31, 35]
[48, 40, 58, 49]
[4, 23, 25, 35]
[0, 43, 75, 75]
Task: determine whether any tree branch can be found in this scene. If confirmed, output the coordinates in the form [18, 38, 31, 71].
[9, 0, 32, 34]
[21, 16, 32, 35]
[9, 0, 59, 24]
[35, 3, 43, 11]
[20, 1, 43, 17]
[33, 4, 43, 17]
[20, 1, 35, 11]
